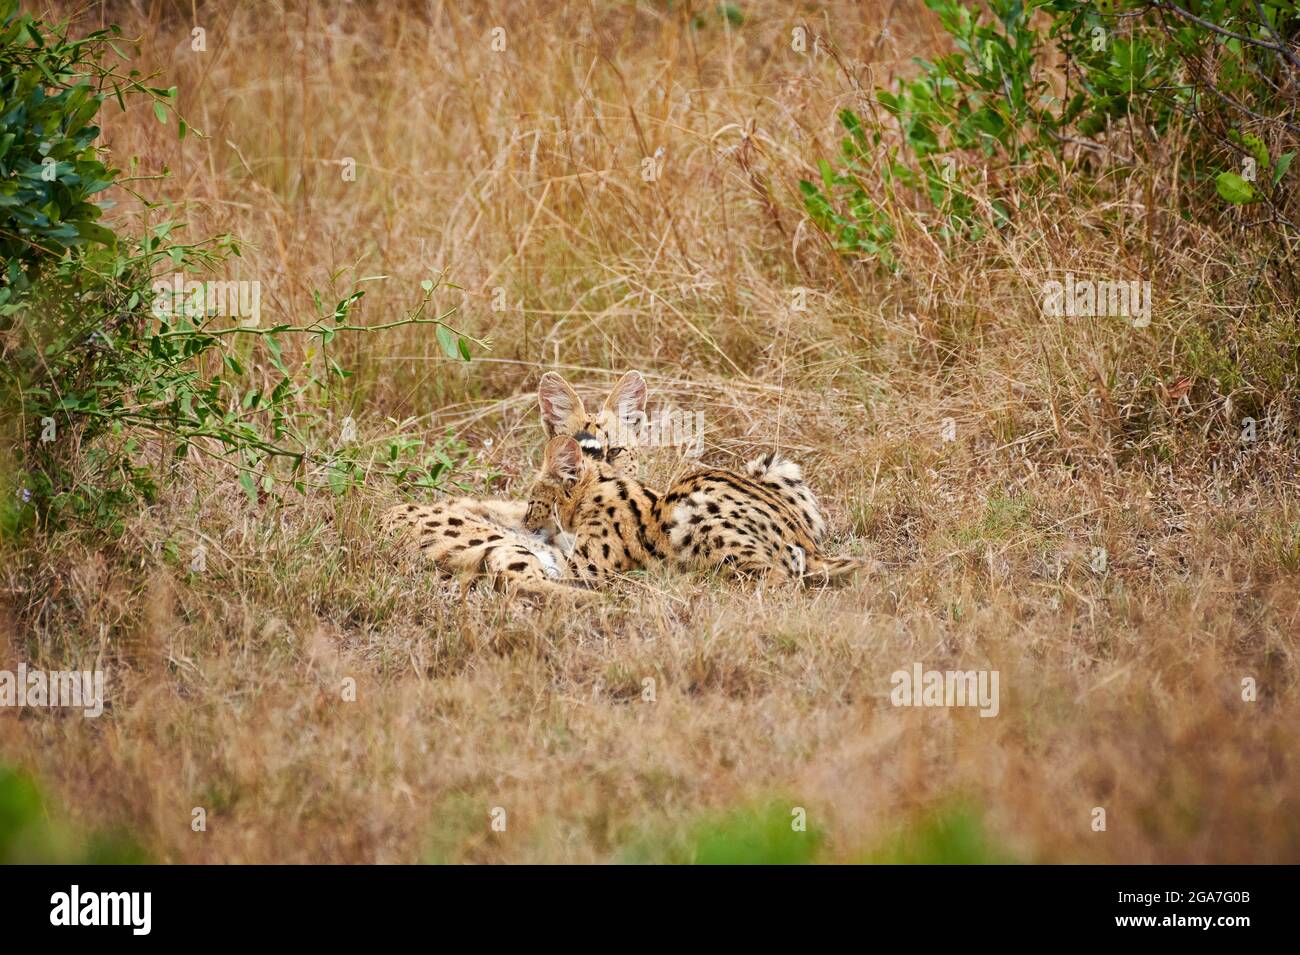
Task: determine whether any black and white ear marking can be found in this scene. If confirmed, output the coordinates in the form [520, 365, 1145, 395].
[538, 372, 583, 438]
[574, 429, 604, 457]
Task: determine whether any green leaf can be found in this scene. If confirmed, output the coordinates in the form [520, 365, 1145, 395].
[1215, 171, 1255, 204]
[435, 324, 459, 360]
[457, 337, 472, 362]
[1272, 152, 1295, 187]
[73, 220, 117, 246]
[238, 472, 258, 505]
[1239, 132, 1269, 169]
[153, 101, 168, 124]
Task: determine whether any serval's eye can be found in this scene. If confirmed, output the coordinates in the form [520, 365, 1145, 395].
[606, 447, 625, 461]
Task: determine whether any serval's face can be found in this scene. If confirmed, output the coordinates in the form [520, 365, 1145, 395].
[523, 435, 591, 537]
[537, 370, 646, 477]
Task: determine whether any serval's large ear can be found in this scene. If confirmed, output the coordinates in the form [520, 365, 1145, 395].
[602, 370, 647, 426]
[538, 372, 585, 437]
[542, 435, 584, 486]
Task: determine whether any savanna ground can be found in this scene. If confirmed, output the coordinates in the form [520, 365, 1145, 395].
[1, 0, 1298, 863]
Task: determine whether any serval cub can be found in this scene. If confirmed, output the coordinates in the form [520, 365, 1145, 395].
[380, 371, 648, 597]
[524, 435, 867, 584]
[381, 497, 585, 600]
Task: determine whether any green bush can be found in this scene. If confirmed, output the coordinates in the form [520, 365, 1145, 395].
[859, 803, 1019, 865]
[619, 799, 824, 864]
[802, 0, 1299, 263]
[0, 3, 479, 537]
[0, 764, 148, 863]
[0, 1, 132, 280]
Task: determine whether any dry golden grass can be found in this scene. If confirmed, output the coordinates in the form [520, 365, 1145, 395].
[1, 0, 1297, 863]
